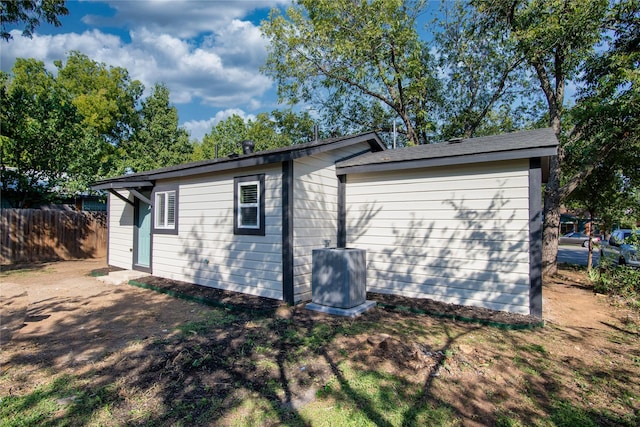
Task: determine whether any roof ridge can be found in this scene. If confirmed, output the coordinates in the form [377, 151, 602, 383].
[93, 131, 384, 187]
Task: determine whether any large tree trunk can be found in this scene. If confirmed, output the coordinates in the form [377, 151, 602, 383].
[533, 57, 564, 277]
[542, 154, 561, 276]
[401, 112, 421, 145]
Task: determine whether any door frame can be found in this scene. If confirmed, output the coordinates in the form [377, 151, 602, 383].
[133, 197, 153, 273]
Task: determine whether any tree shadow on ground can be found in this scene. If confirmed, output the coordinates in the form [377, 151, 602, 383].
[2, 275, 638, 426]
[2, 172, 638, 425]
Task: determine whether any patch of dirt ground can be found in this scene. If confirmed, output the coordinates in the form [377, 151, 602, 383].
[1, 259, 638, 426]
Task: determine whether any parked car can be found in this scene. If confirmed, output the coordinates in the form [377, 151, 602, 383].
[600, 229, 639, 267]
[559, 232, 600, 247]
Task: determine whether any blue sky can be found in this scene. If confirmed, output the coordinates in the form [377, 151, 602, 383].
[2, 1, 455, 142]
[1, 0, 290, 141]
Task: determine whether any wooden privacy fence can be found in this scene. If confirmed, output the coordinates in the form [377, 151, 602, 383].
[1, 209, 107, 265]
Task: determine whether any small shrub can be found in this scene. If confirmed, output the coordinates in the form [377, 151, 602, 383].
[590, 262, 640, 310]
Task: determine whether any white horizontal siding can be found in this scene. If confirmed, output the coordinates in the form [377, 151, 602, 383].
[351, 234, 530, 251]
[293, 142, 373, 302]
[348, 173, 529, 194]
[346, 159, 532, 315]
[151, 165, 284, 300]
[108, 192, 134, 270]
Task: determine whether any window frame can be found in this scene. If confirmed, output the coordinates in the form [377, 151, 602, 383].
[152, 184, 179, 235]
[234, 174, 265, 236]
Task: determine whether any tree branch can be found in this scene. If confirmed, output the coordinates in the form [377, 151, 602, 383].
[465, 56, 525, 137]
[558, 141, 617, 200]
[531, 59, 557, 110]
[300, 46, 395, 110]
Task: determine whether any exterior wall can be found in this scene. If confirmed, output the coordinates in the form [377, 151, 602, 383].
[108, 191, 134, 270]
[292, 142, 373, 302]
[346, 159, 532, 314]
[152, 165, 284, 300]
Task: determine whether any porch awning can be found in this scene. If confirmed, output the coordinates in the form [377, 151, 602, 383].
[91, 181, 153, 190]
[91, 181, 154, 207]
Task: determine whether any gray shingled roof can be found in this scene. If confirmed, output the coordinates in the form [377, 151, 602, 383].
[335, 128, 558, 174]
[93, 131, 385, 189]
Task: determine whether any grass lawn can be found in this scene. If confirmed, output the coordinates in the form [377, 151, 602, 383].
[1, 263, 639, 426]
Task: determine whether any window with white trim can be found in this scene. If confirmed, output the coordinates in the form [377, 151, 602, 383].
[238, 182, 259, 228]
[155, 190, 176, 230]
[234, 174, 265, 235]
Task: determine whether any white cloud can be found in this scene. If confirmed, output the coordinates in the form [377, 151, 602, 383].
[1, 21, 274, 109]
[81, 0, 289, 39]
[0, 0, 289, 141]
[215, 19, 269, 68]
[0, 29, 124, 73]
[183, 108, 256, 141]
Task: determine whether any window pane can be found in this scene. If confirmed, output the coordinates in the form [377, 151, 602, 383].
[240, 184, 258, 203]
[156, 193, 166, 227]
[234, 175, 264, 235]
[240, 207, 258, 226]
[167, 192, 176, 226]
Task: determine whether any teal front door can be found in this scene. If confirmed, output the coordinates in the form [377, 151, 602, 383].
[134, 199, 152, 271]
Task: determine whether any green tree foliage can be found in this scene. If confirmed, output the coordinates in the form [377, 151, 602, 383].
[264, 0, 634, 277]
[55, 51, 143, 145]
[565, 0, 640, 233]
[196, 114, 248, 160]
[1, 0, 68, 41]
[122, 83, 193, 173]
[194, 109, 316, 160]
[434, 0, 545, 139]
[0, 59, 83, 207]
[473, 0, 610, 275]
[1, 53, 146, 203]
[262, 0, 440, 145]
[52, 52, 144, 183]
[259, 109, 316, 146]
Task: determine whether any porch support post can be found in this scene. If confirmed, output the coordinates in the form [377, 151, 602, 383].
[129, 188, 153, 206]
[108, 189, 134, 206]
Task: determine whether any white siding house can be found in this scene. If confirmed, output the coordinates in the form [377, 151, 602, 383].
[292, 143, 373, 301]
[107, 190, 134, 270]
[94, 133, 385, 304]
[94, 129, 557, 317]
[343, 161, 532, 314]
[152, 166, 285, 299]
[336, 128, 557, 316]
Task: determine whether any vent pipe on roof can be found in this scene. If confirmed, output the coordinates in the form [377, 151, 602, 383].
[241, 140, 255, 154]
[392, 120, 397, 149]
[314, 124, 319, 142]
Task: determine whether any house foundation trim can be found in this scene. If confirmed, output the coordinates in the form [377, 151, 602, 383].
[529, 158, 543, 318]
[282, 160, 294, 304]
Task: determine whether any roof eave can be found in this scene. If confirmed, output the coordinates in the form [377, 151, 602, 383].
[92, 132, 385, 185]
[143, 132, 385, 181]
[336, 146, 558, 175]
[91, 180, 154, 191]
